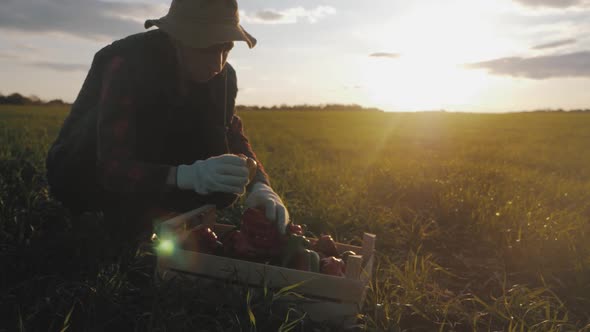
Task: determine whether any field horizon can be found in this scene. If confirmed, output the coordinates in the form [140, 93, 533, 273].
[1, 105, 589, 331]
[1, 93, 589, 114]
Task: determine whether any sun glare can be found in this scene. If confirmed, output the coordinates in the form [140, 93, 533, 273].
[360, 0, 510, 111]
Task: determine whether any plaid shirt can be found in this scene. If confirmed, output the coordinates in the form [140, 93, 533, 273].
[96, 55, 269, 196]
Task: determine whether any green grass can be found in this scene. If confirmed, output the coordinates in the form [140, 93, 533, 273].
[1, 105, 590, 331]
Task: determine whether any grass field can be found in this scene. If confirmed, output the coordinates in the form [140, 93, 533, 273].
[1, 105, 589, 331]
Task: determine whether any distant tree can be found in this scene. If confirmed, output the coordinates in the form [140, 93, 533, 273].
[46, 99, 68, 106]
[236, 103, 383, 112]
[5, 93, 28, 105]
[0, 92, 73, 106]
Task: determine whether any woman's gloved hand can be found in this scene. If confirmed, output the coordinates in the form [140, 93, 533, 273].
[176, 154, 249, 195]
[245, 182, 289, 234]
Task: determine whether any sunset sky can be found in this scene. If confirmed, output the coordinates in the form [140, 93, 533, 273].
[0, 0, 589, 112]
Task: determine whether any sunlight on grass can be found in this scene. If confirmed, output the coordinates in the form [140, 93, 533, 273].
[2, 105, 590, 330]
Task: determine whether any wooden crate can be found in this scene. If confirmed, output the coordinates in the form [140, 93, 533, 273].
[154, 205, 376, 326]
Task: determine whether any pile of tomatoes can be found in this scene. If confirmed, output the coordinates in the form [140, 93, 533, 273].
[179, 208, 356, 277]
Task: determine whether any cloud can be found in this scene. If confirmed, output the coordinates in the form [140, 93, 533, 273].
[0, 0, 166, 41]
[28, 62, 89, 72]
[533, 38, 577, 49]
[0, 48, 88, 71]
[465, 51, 590, 79]
[12, 42, 39, 52]
[255, 10, 285, 21]
[512, 0, 589, 7]
[369, 52, 401, 59]
[0, 51, 19, 59]
[241, 6, 336, 24]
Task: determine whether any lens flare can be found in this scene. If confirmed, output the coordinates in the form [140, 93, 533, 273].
[157, 239, 175, 256]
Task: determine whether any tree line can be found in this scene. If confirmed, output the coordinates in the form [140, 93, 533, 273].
[0, 92, 68, 106]
[0, 92, 383, 111]
[4, 92, 584, 113]
[236, 104, 383, 112]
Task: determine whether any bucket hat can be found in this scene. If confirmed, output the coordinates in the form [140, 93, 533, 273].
[145, 0, 257, 49]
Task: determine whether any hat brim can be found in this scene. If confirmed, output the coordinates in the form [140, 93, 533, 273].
[145, 17, 257, 49]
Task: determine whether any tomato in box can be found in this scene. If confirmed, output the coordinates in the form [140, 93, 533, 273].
[222, 230, 258, 259]
[241, 208, 282, 257]
[281, 233, 311, 267]
[313, 234, 339, 258]
[288, 249, 320, 272]
[320, 256, 346, 277]
[287, 223, 304, 236]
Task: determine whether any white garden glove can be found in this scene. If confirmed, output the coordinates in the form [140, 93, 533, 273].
[176, 154, 249, 195]
[245, 182, 290, 234]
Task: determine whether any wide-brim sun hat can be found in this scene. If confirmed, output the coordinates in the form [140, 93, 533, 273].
[145, 0, 257, 49]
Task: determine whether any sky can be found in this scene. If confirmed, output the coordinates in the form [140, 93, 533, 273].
[0, 0, 589, 112]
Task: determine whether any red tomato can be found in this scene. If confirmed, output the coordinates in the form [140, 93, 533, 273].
[287, 223, 304, 236]
[313, 234, 339, 257]
[241, 208, 282, 257]
[223, 230, 256, 258]
[320, 256, 346, 277]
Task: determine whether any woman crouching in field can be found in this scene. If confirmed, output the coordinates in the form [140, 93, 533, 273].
[46, 0, 289, 242]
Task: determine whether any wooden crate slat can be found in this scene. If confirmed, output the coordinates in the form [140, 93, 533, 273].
[361, 233, 376, 265]
[159, 249, 364, 303]
[358, 252, 375, 309]
[335, 243, 362, 254]
[345, 255, 363, 280]
[158, 204, 216, 233]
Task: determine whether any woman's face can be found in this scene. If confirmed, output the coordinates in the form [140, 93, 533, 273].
[175, 41, 234, 82]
